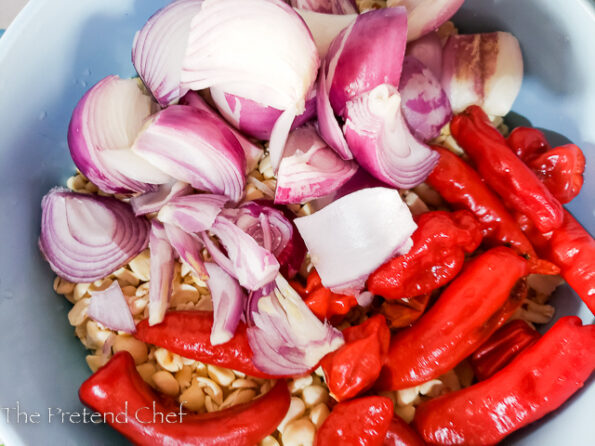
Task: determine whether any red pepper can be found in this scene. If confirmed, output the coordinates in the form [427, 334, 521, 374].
[507, 127, 585, 203]
[384, 417, 425, 446]
[380, 294, 431, 329]
[450, 105, 564, 233]
[134, 311, 278, 379]
[426, 146, 558, 275]
[291, 269, 358, 321]
[470, 319, 541, 381]
[518, 210, 595, 314]
[367, 210, 483, 300]
[315, 396, 394, 446]
[413, 316, 595, 445]
[79, 351, 290, 446]
[376, 247, 528, 391]
[321, 315, 390, 402]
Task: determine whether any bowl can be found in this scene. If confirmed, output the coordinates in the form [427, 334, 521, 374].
[0, 0, 593, 444]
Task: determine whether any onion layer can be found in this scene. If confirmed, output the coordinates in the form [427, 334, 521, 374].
[296, 10, 357, 59]
[130, 182, 193, 216]
[294, 187, 416, 293]
[290, 0, 357, 14]
[39, 189, 150, 283]
[157, 194, 228, 234]
[406, 31, 443, 79]
[163, 223, 208, 281]
[148, 221, 175, 326]
[88, 282, 136, 334]
[387, 0, 464, 41]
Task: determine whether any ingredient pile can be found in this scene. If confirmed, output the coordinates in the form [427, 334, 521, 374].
[39, 0, 595, 444]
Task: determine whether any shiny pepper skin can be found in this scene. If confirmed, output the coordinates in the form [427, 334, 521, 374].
[367, 210, 482, 301]
[384, 417, 425, 446]
[376, 247, 529, 391]
[470, 319, 541, 381]
[315, 396, 394, 446]
[79, 351, 290, 446]
[321, 315, 390, 402]
[450, 105, 564, 233]
[413, 316, 595, 445]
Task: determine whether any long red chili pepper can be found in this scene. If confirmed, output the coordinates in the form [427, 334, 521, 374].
[79, 351, 290, 446]
[367, 210, 483, 300]
[426, 146, 558, 275]
[413, 316, 595, 445]
[450, 105, 564, 233]
[315, 396, 394, 446]
[376, 247, 528, 391]
[134, 311, 278, 379]
[384, 417, 425, 446]
[518, 210, 595, 314]
[321, 315, 390, 402]
[470, 319, 541, 381]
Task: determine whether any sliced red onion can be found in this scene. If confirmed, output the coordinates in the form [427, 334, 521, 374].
[203, 215, 280, 291]
[148, 221, 175, 326]
[132, 0, 203, 106]
[163, 223, 208, 280]
[275, 124, 357, 204]
[246, 274, 344, 375]
[291, 0, 357, 14]
[39, 189, 150, 283]
[88, 282, 136, 334]
[296, 10, 357, 59]
[294, 187, 416, 293]
[387, 0, 464, 41]
[325, 7, 408, 116]
[132, 105, 246, 202]
[441, 32, 524, 116]
[205, 263, 246, 345]
[130, 182, 193, 216]
[68, 75, 166, 194]
[406, 31, 443, 79]
[399, 56, 452, 141]
[179, 91, 263, 173]
[343, 84, 439, 188]
[181, 0, 319, 169]
[157, 194, 228, 233]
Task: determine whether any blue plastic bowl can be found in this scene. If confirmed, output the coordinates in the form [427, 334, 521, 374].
[0, 0, 593, 444]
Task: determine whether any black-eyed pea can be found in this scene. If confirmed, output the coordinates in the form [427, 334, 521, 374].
[220, 389, 256, 409]
[396, 386, 421, 407]
[394, 405, 415, 424]
[175, 366, 193, 390]
[204, 395, 218, 413]
[258, 155, 274, 179]
[288, 375, 314, 394]
[171, 284, 200, 306]
[75, 324, 88, 347]
[309, 403, 329, 428]
[121, 285, 137, 297]
[129, 249, 151, 281]
[114, 268, 140, 288]
[73, 283, 91, 301]
[89, 278, 113, 292]
[179, 381, 205, 412]
[207, 365, 235, 387]
[136, 282, 150, 298]
[233, 370, 246, 378]
[195, 377, 223, 405]
[281, 418, 316, 446]
[85, 320, 112, 349]
[231, 379, 258, 390]
[277, 397, 306, 433]
[260, 436, 280, 446]
[113, 335, 149, 364]
[181, 356, 196, 366]
[68, 298, 90, 327]
[137, 362, 157, 386]
[155, 348, 183, 372]
[86, 354, 109, 373]
[84, 181, 99, 193]
[245, 183, 265, 201]
[194, 362, 208, 377]
[129, 297, 147, 316]
[301, 385, 328, 408]
[296, 202, 313, 218]
[152, 371, 180, 397]
[53, 276, 75, 295]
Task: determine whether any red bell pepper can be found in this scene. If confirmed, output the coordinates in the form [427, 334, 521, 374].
[79, 351, 290, 446]
[321, 315, 390, 402]
[450, 105, 564, 233]
[376, 247, 529, 391]
[134, 311, 279, 379]
[367, 210, 483, 300]
[470, 319, 541, 381]
[291, 269, 358, 321]
[384, 417, 425, 446]
[426, 146, 558, 275]
[315, 396, 394, 446]
[518, 210, 595, 314]
[380, 294, 431, 329]
[413, 316, 595, 445]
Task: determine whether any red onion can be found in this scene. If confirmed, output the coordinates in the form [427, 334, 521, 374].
[290, 0, 357, 14]
[130, 182, 193, 216]
[203, 216, 280, 291]
[294, 187, 416, 293]
[132, 105, 246, 202]
[39, 189, 149, 283]
[132, 0, 204, 106]
[181, 0, 319, 169]
[68, 75, 167, 194]
[148, 221, 175, 325]
[296, 10, 357, 59]
[163, 223, 208, 280]
[441, 32, 523, 116]
[387, 0, 464, 41]
[399, 56, 452, 141]
[246, 274, 344, 375]
[275, 124, 357, 204]
[157, 194, 228, 234]
[343, 84, 439, 188]
[205, 263, 246, 345]
[88, 282, 136, 334]
[406, 31, 443, 79]
[179, 91, 263, 173]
